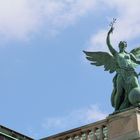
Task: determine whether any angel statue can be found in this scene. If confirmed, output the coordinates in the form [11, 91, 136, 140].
[84, 20, 140, 112]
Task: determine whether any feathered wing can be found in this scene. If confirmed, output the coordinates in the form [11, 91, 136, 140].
[130, 47, 140, 59]
[83, 51, 118, 73]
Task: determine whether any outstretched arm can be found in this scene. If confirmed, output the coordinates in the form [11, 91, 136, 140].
[106, 27, 117, 56]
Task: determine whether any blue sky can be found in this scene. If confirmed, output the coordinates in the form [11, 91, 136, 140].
[1, 0, 140, 139]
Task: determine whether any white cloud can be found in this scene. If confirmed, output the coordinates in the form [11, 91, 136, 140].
[2, 0, 140, 44]
[89, 0, 140, 51]
[42, 105, 107, 132]
[0, 0, 97, 40]
[89, 30, 108, 52]
[0, 0, 40, 40]
[43, 0, 97, 27]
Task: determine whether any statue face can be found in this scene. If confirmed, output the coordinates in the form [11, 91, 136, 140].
[119, 41, 127, 51]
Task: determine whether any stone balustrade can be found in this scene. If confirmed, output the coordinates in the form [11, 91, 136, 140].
[44, 119, 108, 140]
[41, 107, 140, 140]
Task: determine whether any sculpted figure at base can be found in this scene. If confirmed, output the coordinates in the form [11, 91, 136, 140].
[84, 21, 140, 112]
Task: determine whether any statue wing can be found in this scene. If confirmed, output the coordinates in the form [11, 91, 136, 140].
[83, 51, 118, 73]
[130, 47, 140, 59]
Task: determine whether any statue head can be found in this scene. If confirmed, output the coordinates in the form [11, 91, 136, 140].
[119, 41, 127, 51]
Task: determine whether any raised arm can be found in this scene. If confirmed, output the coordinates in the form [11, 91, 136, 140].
[106, 27, 117, 56]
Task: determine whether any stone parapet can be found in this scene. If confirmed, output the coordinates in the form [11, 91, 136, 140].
[41, 118, 108, 140]
[42, 107, 140, 140]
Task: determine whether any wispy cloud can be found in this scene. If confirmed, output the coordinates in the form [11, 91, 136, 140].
[0, 0, 40, 40]
[1, 0, 140, 43]
[89, 30, 108, 52]
[0, 0, 97, 40]
[89, 0, 140, 51]
[42, 105, 108, 134]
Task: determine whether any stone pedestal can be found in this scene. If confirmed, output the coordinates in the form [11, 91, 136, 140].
[107, 107, 140, 140]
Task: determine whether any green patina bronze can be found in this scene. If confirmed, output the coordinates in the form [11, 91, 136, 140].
[84, 19, 140, 112]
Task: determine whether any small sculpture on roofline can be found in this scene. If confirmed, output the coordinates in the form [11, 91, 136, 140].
[84, 19, 140, 112]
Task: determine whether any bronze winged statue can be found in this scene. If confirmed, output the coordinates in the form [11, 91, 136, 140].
[84, 20, 140, 112]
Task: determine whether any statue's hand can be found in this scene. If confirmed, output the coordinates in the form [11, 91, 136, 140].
[108, 27, 114, 34]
